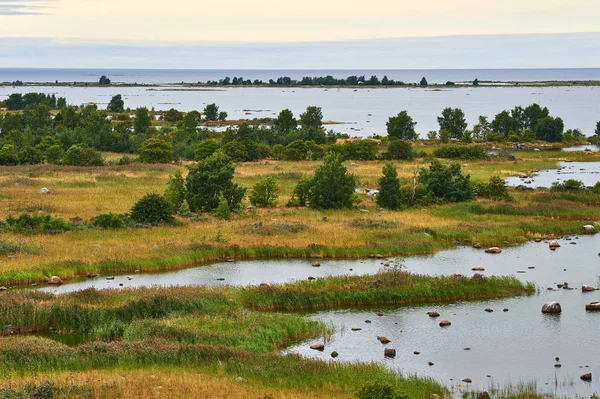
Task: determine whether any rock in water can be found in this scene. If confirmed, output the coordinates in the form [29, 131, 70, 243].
[310, 343, 325, 351]
[48, 276, 63, 285]
[330, 351, 339, 358]
[582, 285, 596, 292]
[377, 336, 391, 344]
[549, 240, 560, 249]
[384, 348, 396, 358]
[583, 225, 596, 234]
[311, 262, 321, 267]
[585, 302, 600, 311]
[485, 247, 502, 254]
[439, 320, 452, 327]
[541, 301, 562, 314]
[427, 311, 440, 318]
[581, 373, 592, 382]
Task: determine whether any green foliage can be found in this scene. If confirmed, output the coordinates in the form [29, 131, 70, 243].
[130, 194, 175, 225]
[309, 152, 357, 209]
[0, 144, 19, 166]
[433, 145, 488, 160]
[99, 75, 111, 85]
[418, 159, 473, 203]
[377, 163, 402, 210]
[4, 214, 71, 234]
[385, 139, 414, 160]
[534, 116, 564, 142]
[203, 103, 219, 121]
[386, 111, 417, 140]
[178, 200, 191, 216]
[419, 77, 428, 86]
[273, 109, 297, 134]
[16, 146, 43, 165]
[164, 108, 184, 122]
[299, 106, 323, 129]
[437, 107, 467, 139]
[139, 138, 173, 164]
[92, 213, 126, 229]
[62, 144, 104, 166]
[195, 139, 219, 161]
[134, 107, 152, 134]
[550, 179, 585, 192]
[250, 177, 279, 207]
[163, 171, 187, 212]
[186, 151, 246, 212]
[356, 383, 407, 399]
[287, 177, 313, 207]
[107, 94, 124, 112]
[342, 140, 378, 160]
[475, 176, 512, 201]
[215, 195, 232, 220]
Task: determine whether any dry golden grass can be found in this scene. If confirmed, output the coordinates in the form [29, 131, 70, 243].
[0, 368, 341, 399]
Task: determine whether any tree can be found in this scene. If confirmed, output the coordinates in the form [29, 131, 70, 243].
[130, 193, 174, 225]
[203, 103, 219, 121]
[139, 138, 173, 163]
[63, 144, 104, 166]
[386, 111, 417, 140]
[163, 171, 187, 212]
[595, 121, 600, 136]
[195, 139, 219, 161]
[299, 106, 323, 129]
[523, 104, 549, 129]
[534, 116, 564, 142]
[309, 152, 356, 209]
[134, 107, 152, 134]
[107, 95, 124, 112]
[164, 108, 183, 122]
[437, 108, 467, 139]
[287, 177, 313, 207]
[249, 177, 279, 207]
[418, 159, 473, 202]
[99, 75, 111, 85]
[273, 109, 297, 134]
[473, 78, 479, 86]
[473, 115, 492, 140]
[386, 139, 414, 160]
[185, 151, 246, 212]
[215, 195, 232, 220]
[377, 163, 402, 210]
[420, 77, 428, 86]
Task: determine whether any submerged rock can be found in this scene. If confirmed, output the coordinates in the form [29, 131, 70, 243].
[583, 225, 596, 234]
[310, 343, 325, 351]
[384, 348, 396, 358]
[485, 247, 502, 254]
[377, 336, 391, 344]
[48, 276, 63, 285]
[462, 378, 472, 383]
[549, 240, 561, 249]
[581, 373, 592, 382]
[427, 311, 440, 318]
[485, 308, 494, 313]
[582, 285, 596, 292]
[439, 320, 452, 327]
[542, 301, 562, 314]
[330, 351, 339, 358]
[311, 262, 321, 267]
[585, 302, 600, 311]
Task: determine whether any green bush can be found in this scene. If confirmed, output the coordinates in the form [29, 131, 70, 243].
[92, 213, 126, 229]
[250, 177, 279, 207]
[309, 152, 357, 209]
[418, 159, 473, 203]
[195, 139, 219, 161]
[550, 179, 585, 192]
[287, 177, 313, 207]
[385, 140, 414, 160]
[377, 163, 402, 210]
[356, 383, 407, 399]
[475, 176, 512, 201]
[163, 171, 187, 212]
[130, 194, 174, 225]
[138, 138, 173, 164]
[433, 145, 488, 160]
[215, 195, 232, 220]
[63, 144, 104, 166]
[5, 214, 71, 234]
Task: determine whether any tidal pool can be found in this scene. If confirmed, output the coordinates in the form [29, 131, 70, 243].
[286, 237, 600, 397]
[506, 161, 600, 188]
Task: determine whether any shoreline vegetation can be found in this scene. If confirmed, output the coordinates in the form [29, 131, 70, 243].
[4, 74, 600, 88]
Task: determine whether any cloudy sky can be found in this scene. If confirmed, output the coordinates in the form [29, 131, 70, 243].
[0, 0, 599, 68]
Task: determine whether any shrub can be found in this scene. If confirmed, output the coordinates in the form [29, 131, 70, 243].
[550, 179, 585, 192]
[215, 195, 231, 220]
[163, 171, 187, 212]
[418, 159, 473, 203]
[92, 213, 126, 229]
[377, 163, 402, 210]
[356, 383, 407, 399]
[63, 144, 104, 166]
[386, 111, 417, 140]
[4, 214, 71, 234]
[386, 140, 414, 160]
[287, 177, 313, 207]
[309, 152, 357, 209]
[250, 177, 279, 207]
[432, 145, 488, 160]
[475, 176, 512, 201]
[195, 139, 219, 161]
[130, 194, 174, 225]
[139, 138, 173, 164]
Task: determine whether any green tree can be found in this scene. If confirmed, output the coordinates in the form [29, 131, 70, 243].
[139, 138, 173, 163]
[386, 111, 417, 140]
[185, 151, 246, 212]
[99, 75, 111, 85]
[17, 146, 42, 165]
[215, 195, 232, 220]
[63, 144, 104, 166]
[437, 108, 467, 139]
[134, 107, 152, 134]
[386, 139, 414, 160]
[377, 163, 402, 210]
[534, 116, 564, 142]
[273, 109, 297, 134]
[203, 103, 219, 121]
[130, 193, 174, 225]
[418, 159, 473, 202]
[107, 95, 124, 112]
[473, 78, 479, 86]
[299, 106, 323, 129]
[420, 77, 428, 86]
[309, 152, 356, 209]
[0, 144, 18, 165]
[163, 171, 187, 212]
[595, 121, 600, 136]
[287, 177, 313, 207]
[164, 108, 184, 122]
[45, 145, 64, 164]
[473, 115, 492, 140]
[195, 139, 219, 161]
[523, 104, 549, 129]
[249, 177, 279, 207]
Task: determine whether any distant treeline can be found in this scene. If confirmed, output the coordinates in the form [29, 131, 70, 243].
[205, 75, 413, 87]
[2, 93, 66, 110]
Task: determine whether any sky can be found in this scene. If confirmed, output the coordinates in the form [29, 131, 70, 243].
[0, 0, 599, 68]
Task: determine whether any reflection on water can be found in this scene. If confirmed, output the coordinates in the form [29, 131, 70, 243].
[506, 162, 600, 188]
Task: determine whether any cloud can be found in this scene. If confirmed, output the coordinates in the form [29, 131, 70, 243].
[0, 0, 55, 15]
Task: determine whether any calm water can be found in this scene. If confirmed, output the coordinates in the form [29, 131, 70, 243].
[286, 237, 600, 397]
[506, 162, 600, 188]
[2, 85, 599, 137]
[2, 68, 600, 85]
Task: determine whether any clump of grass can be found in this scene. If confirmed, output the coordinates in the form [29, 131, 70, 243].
[243, 221, 308, 235]
[0, 380, 92, 399]
[350, 218, 399, 229]
[0, 239, 42, 257]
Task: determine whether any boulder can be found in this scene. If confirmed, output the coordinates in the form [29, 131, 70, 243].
[0, 286, 6, 291]
[427, 311, 440, 318]
[477, 392, 490, 399]
[503, 308, 509, 312]
[376, 312, 384, 317]
[310, 343, 325, 351]
[585, 302, 600, 311]
[311, 262, 321, 267]
[472, 273, 484, 280]
[582, 285, 596, 292]
[472, 243, 482, 249]
[377, 336, 391, 344]
[472, 267, 485, 271]
[431, 395, 441, 399]
[485, 247, 502, 254]
[428, 362, 434, 366]
[38, 187, 51, 194]
[534, 238, 542, 242]
[307, 276, 316, 281]
[86, 273, 98, 278]
[384, 348, 396, 358]
[581, 373, 592, 382]
[351, 328, 362, 331]
[541, 301, 562, 314]
[106, 276, 115, 281]
[439, 320, 452, 327]
[485, 308, 494, 313]
[462, 378, 472, 383]
[330, 351, 339, 358]
[583, 225, 596, 234]
[48, 276, 63, 285]
[549, 240, 560, 249]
